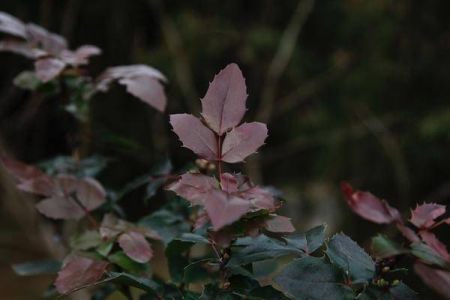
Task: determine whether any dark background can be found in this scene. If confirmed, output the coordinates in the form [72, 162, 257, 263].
[0, 0, 449, 299]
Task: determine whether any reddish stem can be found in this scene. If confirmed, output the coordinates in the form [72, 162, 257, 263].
[217, 134, 223, 183]
[70, 193, 99, 228]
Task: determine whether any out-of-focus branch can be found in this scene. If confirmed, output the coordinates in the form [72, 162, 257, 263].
[148, 0, 199, 113]
[247, 0, 315, 183]
[256, 0, 315, 123]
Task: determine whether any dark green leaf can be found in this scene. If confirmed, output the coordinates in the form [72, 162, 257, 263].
[108, 251, 149, 274]
[70, 230, 102, 250]
[326, 233, 375, 283]
[12, 260, 61, 276]
[184, 258, 215, 283]
[390, 283, 418, 300]
[410, 242, 450, 268]
[371, 235, 407, 258]
[274, 256, 354, 300]
[105, 272, 159, 292]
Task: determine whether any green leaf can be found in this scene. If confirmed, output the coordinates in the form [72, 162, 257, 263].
[228, 234, 304, 267]
[108, 251, 149, 274]
[70, 230, 102, 250]
[13, 71, 41, 90]
[283, 224, 326, 254]
[105, 272, 159, 292]
[371, 235, 407, 258]
[139, 209, 191, 245]
[97, 241, 114, 257]
[12, 260, 61, 276]
[200, 284, 240, 300]
[274, 256, 354, 300]
[410, 242, 450, 268]
[326, 233, 375, 283]
[390, 283, 418, 300]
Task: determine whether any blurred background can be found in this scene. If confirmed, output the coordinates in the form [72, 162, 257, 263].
[0, 0, 449, 299]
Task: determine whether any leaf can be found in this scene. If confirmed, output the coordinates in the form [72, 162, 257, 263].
[0, 40, 45, 58]
[221, 122, 268, 163]
[103, 272, 159, 292]
[55, 255, 109, 295]
[414, 262, 450, 300]
[26, 23, 67, 55]
[36, 175, 106, 220]
[240, 186, 276, 211]
[201, 63, 247, 135]
[410, 242, 450, 268]
[39, 155, 108, 177]
[0, 11, 27, 38]
[70, 230, 102, 250]
[34, 57, 65, 82]
[326, 233, 375, 283]
[419, 230, 450, 261]
[283, 224, 326, 254]
[390, 283, 418, 300]
[396, 223, 420, 243]
[371, 235, 407, 258]
[12, 260, 61, 276]
[118, 231, 153, 263]
[13, 71, 41, 90]
[409, 203, 446, 229]
[170, 114, 218, 160]
[228, 234, 304, 267]
[341, 182, 400, 224]
[264, 215, 295, 233]
[96, 64, 167, 112]
[221, 173, 239, 193]
[184, 258, 215, 283]
[108, 251, 148, 274]
[59, 45, 101, 66]
[204, 190, 251, 230]
[273, 256, 354, 300]
[167, 172, 218, 205]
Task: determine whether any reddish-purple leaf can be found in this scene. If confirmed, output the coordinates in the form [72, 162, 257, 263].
[1, 157, 55, 196]
[36, 175, 106, 220]
[34, 57, 65, 82]
[118, 231, 153, 263]
[0, 11, 27, 38]
[396, 223, 420, 243]
[201, 63, 247, 135]
[167, 172, 218, 205]
[410, 203, 446, 229]
[419, 230, 450, 261]
[194, 210, 210, 230]
[240, 186, 276, 211]
[100, 213, 127, 240]
[170, 114, 218, 160]
[265, 215, 295, 233]
[221, 122, 268, 163]
[55, 255, 109, 295]
[96, 65, 166, 112]
[221, 173, 239, 193]
[119, 75, 166, 112]
[204, 190, 250, 231]
[341, 182, 400, 224]
[414, 262, 450, 299]
[136, 227, 162, 241]
[25, 23, 67, 56]
[60, 45, 101, 66]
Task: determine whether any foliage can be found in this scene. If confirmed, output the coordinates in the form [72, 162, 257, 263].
[0, 11, 448, 300]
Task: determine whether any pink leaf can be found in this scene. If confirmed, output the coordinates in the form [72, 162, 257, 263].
[119, 75, 166, 112]
[100, 213, 127, 240]
[25, 23, 67, 56]
[265, 215, 295, 233]
[0, 40, 46, 59]
[221, 122, 268, 163]
[204, 190, 250, 231]
[36, 175, 106, 220]
[167, 172, 218, 205]
[221, 173, 239, 193]
[1, 157, 55, 196]
[419, 230, 450, 261]
[396, 223, 420, 243]
[170, 114, 218, 160]
[60, 45, 101, 66]
[55, 255, 108, 295]
[341, 182, 400, 224]
[201, 63, 247, 135]
[118, 231, 153, 263]
[194, 210, 210, 230]
[410, 203, 446, 229]
[35, 57, 65, 82]
[241, 186, 276, 211]
[0, 11, 27, 38]
[414, 262, 450, 299]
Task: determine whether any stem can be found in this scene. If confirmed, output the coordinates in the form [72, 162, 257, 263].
[70, 193, 99, 228]
[217, 134, 223, 183]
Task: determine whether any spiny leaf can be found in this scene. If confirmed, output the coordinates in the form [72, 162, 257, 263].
[55, 255, 109, 295]
[409, 203, 446, 229]
[170, 114, 218, 160]
[167, 172, 218, 205]
[326, 233, 375, 283]
[221, 122, 268, 163]
[201, 63, 247, 135]
[341, 182, 400, 224]
[204, 190, 251, 231]
[273, 256, 354, 300]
